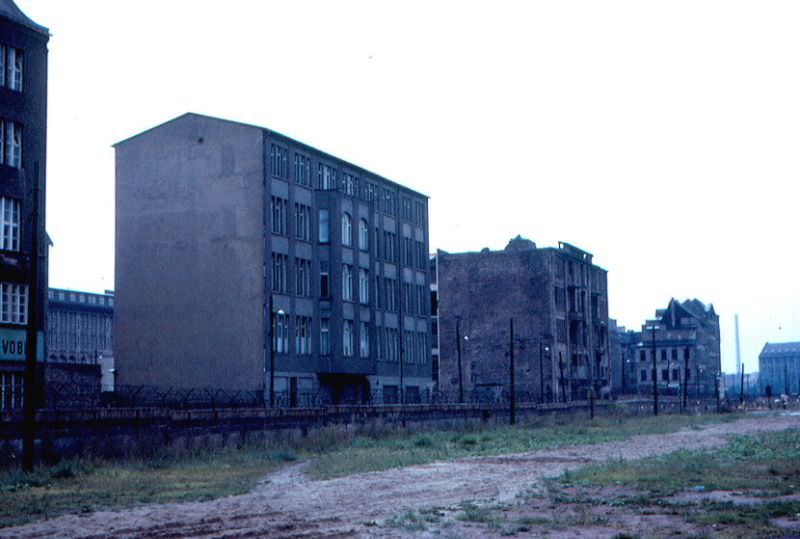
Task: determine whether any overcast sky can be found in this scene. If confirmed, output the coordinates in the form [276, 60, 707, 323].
[19, 0, 800, 374]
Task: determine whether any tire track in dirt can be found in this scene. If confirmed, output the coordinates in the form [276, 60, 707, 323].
[3, 413, 798, 539]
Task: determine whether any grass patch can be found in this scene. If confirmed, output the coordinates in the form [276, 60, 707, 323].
[1, 411, 742, 529]
[306, 412, 740, 480]
[564, 428, 800, 497]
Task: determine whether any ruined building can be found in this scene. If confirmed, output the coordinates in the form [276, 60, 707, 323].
[433, 236, 610, 402]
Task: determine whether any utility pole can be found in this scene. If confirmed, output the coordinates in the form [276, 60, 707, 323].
[538, 340, 545, 403]
[269, 294, 275, 408]
[456, 318, 463, 403]
[650, 325, 659, 416]
[739, 363, 745, 405]
[22, 168, 42, 472]
[509, 318, 515, 425]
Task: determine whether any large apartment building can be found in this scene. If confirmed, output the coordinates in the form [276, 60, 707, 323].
[114, 113, 431, 406]
[433, 236, 611, 403]
[0, 0, 48, 411]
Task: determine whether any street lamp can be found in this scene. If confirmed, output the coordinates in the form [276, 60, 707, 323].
[539, 341, 550, 403]
[646, 324, 660, 416]
[268, 297, 286, 409]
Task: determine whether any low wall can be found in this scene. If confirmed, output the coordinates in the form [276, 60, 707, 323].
[0, 398, 715, 466]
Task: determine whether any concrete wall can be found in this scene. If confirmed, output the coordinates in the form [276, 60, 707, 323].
[114, 114, 265, 391]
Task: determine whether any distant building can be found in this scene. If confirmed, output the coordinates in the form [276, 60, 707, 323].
[114, 113, 431, 405]
[0, 1, 49, 412]
[41, 288, 114, 408]
[434, 236, 611, 402]
[607, 320, 640, 396]
[759, 342, 800, 396]
[46, 288, 114, 364]
[632, 299, 721, 398]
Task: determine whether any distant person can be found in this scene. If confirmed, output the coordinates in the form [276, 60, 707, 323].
[765, 384, 772, 409]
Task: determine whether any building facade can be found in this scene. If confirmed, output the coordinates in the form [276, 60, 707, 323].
[0, 1, 48, 412]
[607, 320, 640, 396]
[759, 342, 800, 396]
[114, 113, 431, 405]
[434, 236, 611, 403]
[632, 299, 721, 398]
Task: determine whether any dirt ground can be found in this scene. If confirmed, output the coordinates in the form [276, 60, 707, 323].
[3, 413, 799, 539]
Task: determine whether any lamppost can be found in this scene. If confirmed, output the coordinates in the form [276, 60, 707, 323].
[646, 324, 659, 416]
[539, 341, 550, 403]
[456, 319, 464, 403]
[268, 296, 286, 409]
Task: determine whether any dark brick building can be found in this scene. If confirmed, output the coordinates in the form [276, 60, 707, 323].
[0, 0, 48, 412]
[114, 114, 431, 406]
[434, 236, 610, 403]
[759, 342, 800, 396]
[608, 320, 640, 396]
[631, 299, 721, 398]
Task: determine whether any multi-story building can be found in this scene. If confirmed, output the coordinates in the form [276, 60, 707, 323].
[608, 320, 640, 396]
[43, 288, 114, 407]
[759, 342, 800, 396]
[114, 113, 431, 406]
[46, 288, 114, 364]
[434, 236, 611, 403]
[0, 1, 48, 412]
[632, 299, 721, 398]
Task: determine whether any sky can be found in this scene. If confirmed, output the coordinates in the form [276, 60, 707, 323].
[17, 0, 800, 374]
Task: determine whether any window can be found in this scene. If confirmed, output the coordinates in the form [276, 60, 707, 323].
[341, 172, 357, 196]
[359, 269, 369, 304]
[381, 188, 396, 215]
[1, 120, 22, 168]
[1, 198, 20, 251]
[640, 350, 646, 361]
[382, 231, 396, 262]
[271, 253, 288, 293]
[272, 310, 289, 353]
[360, 181, 376, 202]
[358, 219, 369, 251]
[641, 370, 647, 382]
[671, 348, 678, 360]
[320, 262, 329, 298]
[0, 282, 27, 324]
[660, 349, 667, 361]
[295, 316, 312, 355]
[294, 203, 311, 241]
[414, 200, 425, 226]
[0, 46, 4, 88]
[343, 320, 354, 356]
[341, 212, 352, 246]
[359, 321, 369, 358]
[402, 235, 412, 266]
[0, 373, 24, 411]
[401, 197, 413, 221]
[402, 281, 413, 314]
[295, 258, 311, 297]
[318, 209, 329, 243]
[8, 47, 22, 92]
[318, 164, 336, 190]
[271, 197, 288, 236]
[684, 348, 690, 360]
[661, 368, 669, 381]
[556, 319, 567, 343]
[320, 318, 330, 355]
[417, 284, 427, 315]
[672, 368, 679, 381]
[270, 144, 288, 178]
[385, 277, 397, 311]
[293, 153, 311, 186]
[342, 264, 353, 301]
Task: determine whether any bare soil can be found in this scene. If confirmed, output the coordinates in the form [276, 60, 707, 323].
[3, 413, 799, 539]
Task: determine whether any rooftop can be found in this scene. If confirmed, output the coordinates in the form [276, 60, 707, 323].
[0, 0, 48, 35]
[760, 342, 800, 357]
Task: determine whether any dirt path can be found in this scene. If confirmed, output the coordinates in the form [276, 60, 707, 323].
[4, 413, 799, 539]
